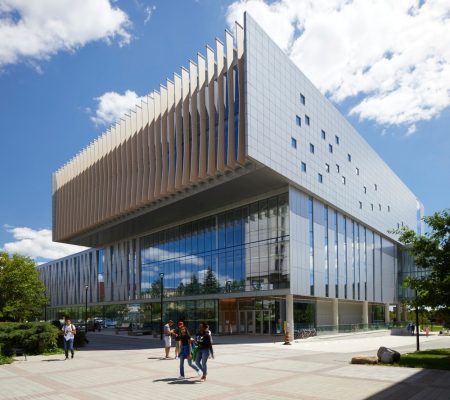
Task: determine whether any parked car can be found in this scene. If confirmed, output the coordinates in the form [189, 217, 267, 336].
[103, 319, 117, 328]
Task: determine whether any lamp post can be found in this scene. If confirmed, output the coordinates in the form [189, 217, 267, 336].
[85, 285, 89, 334]
[415, 290, 420, 352]
[159, 273, 164, 341]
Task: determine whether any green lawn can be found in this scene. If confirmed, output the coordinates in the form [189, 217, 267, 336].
[394, 348, 450, 370]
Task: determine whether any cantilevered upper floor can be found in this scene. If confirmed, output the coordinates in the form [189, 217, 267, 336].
[53, 13, 422, 248]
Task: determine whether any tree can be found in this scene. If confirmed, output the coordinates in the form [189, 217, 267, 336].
[396, 209, 450, 310]
[184, 274, 201, 295]
[176, 282, 185, 296]
[150, 279, 163, 298]
[0, 252, 48, 322]
[203, 266, 219, 294]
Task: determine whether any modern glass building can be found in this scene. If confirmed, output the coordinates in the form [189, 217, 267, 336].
[38, 14, 422, 336]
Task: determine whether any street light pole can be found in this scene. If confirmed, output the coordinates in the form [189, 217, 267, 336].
[415, 290, 420, 352]
[85, 285, 89, 334]
[159, 273, 164, 341]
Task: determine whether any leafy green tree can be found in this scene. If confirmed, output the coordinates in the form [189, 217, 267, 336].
[184, 274, 201, 295]
[203, 266, 219, 294]
[150, 279, 163, 298]
[176, 282, 185, 296]
[0, 252, 48, 322]
[396, 209, 450, 312]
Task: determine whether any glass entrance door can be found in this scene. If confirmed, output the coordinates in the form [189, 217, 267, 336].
[256, 310, 271, 334]
[239, 310, 271, 334]
[246, 311, 254, 334]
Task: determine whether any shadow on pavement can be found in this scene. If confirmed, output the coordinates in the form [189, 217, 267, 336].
[365, 367, 450, 399]
[153, 377, 200, 385]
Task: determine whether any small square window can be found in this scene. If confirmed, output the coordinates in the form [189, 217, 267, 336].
[310, 143, 315, 154]
[359, 201, 362, 209]
[300, 93, 305, 105]
[363, 186, 367, 194]
[318, 173, 323, 183]
[388, 205, 391, 212]
[329, 144, 333, 153]
[301, 162, 307, 172]
[335, 135, 340, 144]
[296, 115, 302, 126]
[371, 203, 374, 211]
[321, 130, 326, 140]
[291, 137, 297, 149]
[336, 164, 340, 173]
[342, 176, 346, 185]
[305, 115, 310, 126]
[325, 163, 330, 173]
[379, 204, 382, 211]
[355, 167, 359, 175]
[348, 154, 352, 162]
[374, 183, 378, 191]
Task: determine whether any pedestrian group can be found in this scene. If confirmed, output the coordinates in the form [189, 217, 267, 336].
[164, 319, 214, 382]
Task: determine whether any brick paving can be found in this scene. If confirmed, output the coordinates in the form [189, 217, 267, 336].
[1, 331, 449, 400]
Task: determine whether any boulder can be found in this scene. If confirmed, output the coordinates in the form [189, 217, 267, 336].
[351, 355, 378, 365]
[377, 346, 401, 363]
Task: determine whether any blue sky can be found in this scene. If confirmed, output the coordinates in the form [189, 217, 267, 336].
[0, 0, 449, 263]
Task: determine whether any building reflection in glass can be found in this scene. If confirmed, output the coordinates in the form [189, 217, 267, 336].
[140, 193, 289, 298]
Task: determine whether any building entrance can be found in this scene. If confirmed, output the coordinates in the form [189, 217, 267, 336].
[239, 310, 271, 334]
[219, 297, 282, 335]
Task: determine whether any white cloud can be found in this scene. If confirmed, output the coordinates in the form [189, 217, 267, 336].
[91, 90, 145, 126]
[227, 0, 450, 133]
[145, 247, 205, 267]
[0, 0, 131, 67]
[1, 225, 88, 261]
[144, 5, 156, 24]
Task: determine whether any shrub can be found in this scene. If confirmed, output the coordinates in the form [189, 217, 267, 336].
[0, 322, 59, 356]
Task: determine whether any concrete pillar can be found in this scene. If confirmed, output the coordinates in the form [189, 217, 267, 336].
[384, 303, 390, 324]
[395, 303, 402, 323]
[332, 298, 339, 331]
[362, 301, 369, 326]
[286, 294, 294, 341]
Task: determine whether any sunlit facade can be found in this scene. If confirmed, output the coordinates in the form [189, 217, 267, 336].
[38, 14, 422, 335]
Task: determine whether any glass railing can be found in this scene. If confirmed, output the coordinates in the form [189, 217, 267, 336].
[293, 322, 390, 337]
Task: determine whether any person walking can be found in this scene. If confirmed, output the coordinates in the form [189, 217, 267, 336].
[62, 318, 76, 360]
[411, 323, 415, 335]
[195, 322, 214, 382]
[174, 321, 184, 359]
[178, 326, 201, 379]
[163, 320, 174, 359]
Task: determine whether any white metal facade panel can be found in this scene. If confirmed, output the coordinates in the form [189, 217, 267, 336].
[244, 14, 419, 244]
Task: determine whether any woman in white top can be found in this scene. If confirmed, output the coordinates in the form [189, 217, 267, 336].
[62, 319, 76, 359]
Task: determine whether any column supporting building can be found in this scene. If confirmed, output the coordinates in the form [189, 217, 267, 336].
[385, 303, 390, 324]
[396, 303, 402, 323]
[332, 298, 339, 331]
[286, 294, 294, 341]
[362, 301, 369, 326]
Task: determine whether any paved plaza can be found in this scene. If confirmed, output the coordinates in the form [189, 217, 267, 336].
[1, 330, 449, 400]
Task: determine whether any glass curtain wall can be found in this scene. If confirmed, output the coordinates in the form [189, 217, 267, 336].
[140, 193, 289, 299]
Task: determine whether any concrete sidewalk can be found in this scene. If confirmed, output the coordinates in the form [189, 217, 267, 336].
[0, 331, 449, 400]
